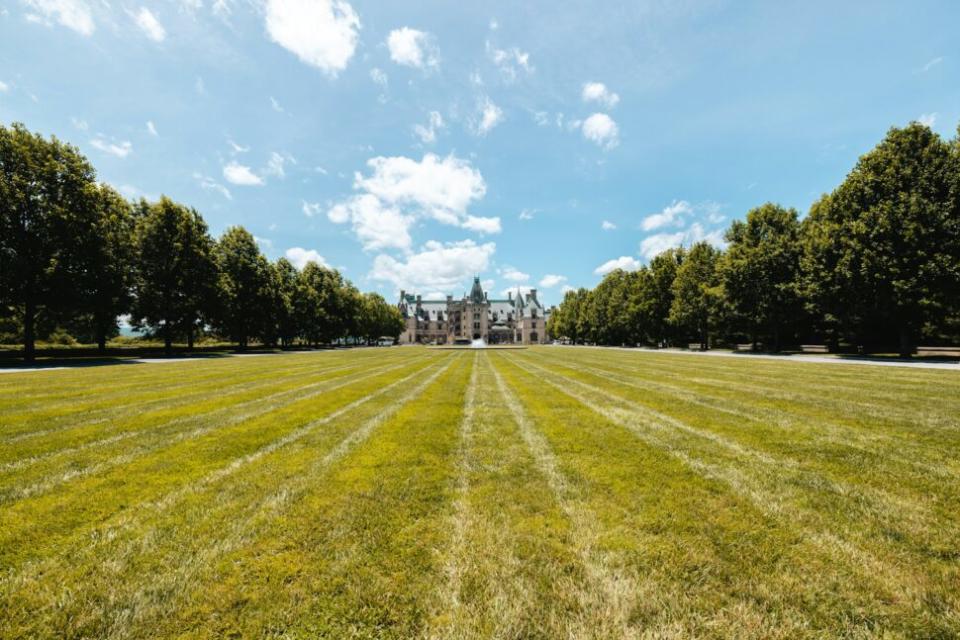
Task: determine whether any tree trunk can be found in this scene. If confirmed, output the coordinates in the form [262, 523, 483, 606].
[23, 299, 36, 362]
[97, 328, 107, 354]
[898, 326, 913, 359]
[187, 324, 194, 351]
[164, 321, 172, 357]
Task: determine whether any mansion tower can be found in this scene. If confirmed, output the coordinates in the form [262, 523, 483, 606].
[397, 277, 551, 345]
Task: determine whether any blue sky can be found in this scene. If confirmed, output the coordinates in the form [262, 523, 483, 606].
[1, 1, 958, 305]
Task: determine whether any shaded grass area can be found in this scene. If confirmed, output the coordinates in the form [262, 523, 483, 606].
[0, 346, 958, 638]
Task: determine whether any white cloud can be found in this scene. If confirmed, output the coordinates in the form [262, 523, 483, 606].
[263, 151, 291, 178]
[500, 284, 533, 298]
[329, 153, 495, 251]
[918, 112, 937, 128]
[132, 7, 165, 42]
[581, 82, 619, 108]
[462, 215, 501, 234]
[501, 267, 529, 282]
[328, 193, 414, 251]
[370, 239, 496, 293]
[486, 41, 532, 81]
[265, 0, 360, 76]
[353, 153, 486, 225]
[539, 274, 567, 288]
[90, 137, 132, 158]
[919, 56, 943, 73]
[642, 200, 692, 231]
[387, 27, 438, 69]
[370, 67, 387, 87]
[146, 120, 158, 136]
[601, 220, 616, 230]
[194, 172, 232, 200]
[223, 161, 264, 186]
[561, 284, 575, 294]
[473, 96, 503, 136]
[413, 110, 444, 144]
[0, 81, 8, 93]
[302, 200, 321, 217]
[24, 0, 94, 35]
[285, 247, 329, 269]
[195, 76, 205, 94]
[594, 256, 642, 275]
[70, 116, 88, 131]
[227, 138, 249, 154]
[519, 209, 535, 221]
[254, 236, 274, 251]
[581, 113, 619, 149]
[270, 96, 285, 113]
[639, 222, 726, 260]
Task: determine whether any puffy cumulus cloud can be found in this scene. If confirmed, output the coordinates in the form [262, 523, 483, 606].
[918, 112, 938, 128]
[413, 110, 444, 144]
[561, 284, 576, 294]
[581, 82, 619, 108]
[146, 120, 158, 136]
[594, 256, 642, 275]
[473, 96, 503, 136]
[601, 220, 616, 230]
[328, 193, 413, 252]
[501, 267, 529, 282]
[539, 274, 567, 288]
[285, 247, 329, 269]
[370, 240, 496, 293]
[329, 153, 497, 251]
[90, 137, 132, 158]
[387, 27, 438, 69]
[24, 0, 94, 35]
[354, 153, 486, 225]
[642, 199, 692, 231]
[462, 215, 501, 234]
[370, 67, 388, 88]
[223, 161, 264, 186]
[581, 113, 619, 149]
[132, 7, 165, 42]
[500, 284, 533, 298]
[265, 0, 360, 76]
[263, 151, 294, 178]
[639, 222, 726, 260]
[486, 41, 532, 81]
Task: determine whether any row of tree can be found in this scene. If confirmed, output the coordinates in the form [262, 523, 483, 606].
[0, 122, 404, 360]
[548, 122, 960, 357]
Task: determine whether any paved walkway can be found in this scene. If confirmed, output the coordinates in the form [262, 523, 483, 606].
[577, 345, 960, 371]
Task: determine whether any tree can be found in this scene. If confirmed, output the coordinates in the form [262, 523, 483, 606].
[295, 261, 332, 347]
[670, 242, 723, 349]
[358, 292, 404, 344]
[270, 258, 300, 347]
[803, 122, 959, 356]
[131, 197, 218, 355]
[720, 203, 803, 351]
[74, 185, 136, 352]
[646, 248, 685, 346]
[213, 226, 271, 349]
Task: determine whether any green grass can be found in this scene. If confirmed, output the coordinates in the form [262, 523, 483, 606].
[1, 347, 958, 638]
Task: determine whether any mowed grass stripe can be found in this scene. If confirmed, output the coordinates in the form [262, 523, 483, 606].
[120, 353, 469, 639]
[531, 349, 960, 483]
[0, 352, 452, 634]
[0, 353, 445, 571]
[0, 355, 381, 459]
[570, 348, 960, 427]
[497, 351, 950, 637]
[0, 353, 425, 501]
[0, 350, 387, 440]
[507, 352, 958, 633]
[426, 353, 593, 639]
[522, 350, 960, 538]
[0, 353, 460, 640]
[0, 350, 374, 418]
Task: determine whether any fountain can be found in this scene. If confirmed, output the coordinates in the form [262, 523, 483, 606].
[470, 338, 487, 349]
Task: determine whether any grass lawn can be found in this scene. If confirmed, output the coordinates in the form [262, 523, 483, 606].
[1, 347, 958, 638]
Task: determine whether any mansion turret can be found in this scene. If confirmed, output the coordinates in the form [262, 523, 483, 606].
[397, 277, 551, 345]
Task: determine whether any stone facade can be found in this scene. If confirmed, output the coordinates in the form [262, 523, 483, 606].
[397, 277, 551, 345]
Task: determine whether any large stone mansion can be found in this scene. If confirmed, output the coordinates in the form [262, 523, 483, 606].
[397, 277, 552, 345]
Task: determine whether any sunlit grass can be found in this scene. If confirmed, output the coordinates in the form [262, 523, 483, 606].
[1, 346, 957, 638]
